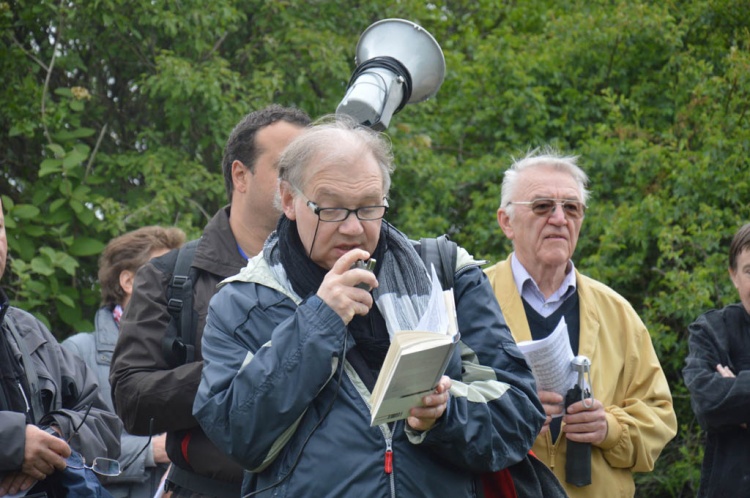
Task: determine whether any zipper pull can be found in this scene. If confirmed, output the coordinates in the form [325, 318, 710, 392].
[384, 437, 393, 474]
[384, 449, 393, 474]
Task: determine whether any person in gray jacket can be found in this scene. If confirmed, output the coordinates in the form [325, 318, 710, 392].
[64, 226, 185, 498]
[194, 116, 545, 497]
[0, 197, 122, 497]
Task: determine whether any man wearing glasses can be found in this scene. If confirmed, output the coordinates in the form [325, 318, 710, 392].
[0, 198, 122, 497]
[110, 105, 310, 498]
[484, 148, 677, 497]
[193, 116, 544, 497]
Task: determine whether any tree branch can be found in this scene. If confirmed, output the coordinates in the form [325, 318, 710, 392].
[204, 31, 229, 61]
[41, 0, 66, 145]
[84, 123, 108, 180]
[11, 34, 49, 72]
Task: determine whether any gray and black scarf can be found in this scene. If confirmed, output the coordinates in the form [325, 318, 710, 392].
[267, 216, 433, 387]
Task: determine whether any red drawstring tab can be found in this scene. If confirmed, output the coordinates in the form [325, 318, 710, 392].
[384, 449, 393, 474]
[181, 431, 193, 465]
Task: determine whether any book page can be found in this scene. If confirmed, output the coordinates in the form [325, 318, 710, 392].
[413, 264, 450, 335]
[516, 317, 577, 408]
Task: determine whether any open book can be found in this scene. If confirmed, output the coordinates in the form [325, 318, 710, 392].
[369, 266, 460, 426]
[515, 317, 577, 415]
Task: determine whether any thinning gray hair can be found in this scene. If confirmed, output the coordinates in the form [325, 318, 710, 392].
[500, 146, 590, 218]
[275, 114, 394, 208]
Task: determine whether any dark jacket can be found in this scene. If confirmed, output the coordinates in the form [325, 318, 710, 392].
[0, 295, 122, 473]
[64, 308, 168, 498]
[683, 304, 750, 497]
[110, 207, 245, 495]
[194, 248, 545, 497]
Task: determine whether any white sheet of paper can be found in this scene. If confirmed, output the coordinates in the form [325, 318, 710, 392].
[516, 317, 577, 412]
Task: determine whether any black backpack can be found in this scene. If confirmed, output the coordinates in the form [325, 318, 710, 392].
[413, 234, 458, 291]
[161, 235, 458, 367]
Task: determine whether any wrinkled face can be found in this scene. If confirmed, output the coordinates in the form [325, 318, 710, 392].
[730, 248, 750, 314]
[281, 150, 384, 270]
[240, 121, 306, 232]
[497, 166, 584, 273]
[0, 199, 6, 280]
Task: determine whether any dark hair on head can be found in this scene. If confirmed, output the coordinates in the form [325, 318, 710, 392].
[729, 222, 750, 271]
[221, 104, 311, 203]
[98, 226, 186, 307]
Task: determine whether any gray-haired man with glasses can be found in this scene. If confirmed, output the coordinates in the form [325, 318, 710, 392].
[0, 198, 122, 497]
[484, 147, 677, 497]
[193, 115, 544, 497]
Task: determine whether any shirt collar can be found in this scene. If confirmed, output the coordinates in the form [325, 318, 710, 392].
[510, 252, 577, 301]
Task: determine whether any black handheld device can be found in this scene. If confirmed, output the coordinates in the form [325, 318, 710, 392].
[351, 258, 376, 290]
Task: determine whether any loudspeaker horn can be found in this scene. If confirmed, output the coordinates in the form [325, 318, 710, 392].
[336, 19, 446, 130]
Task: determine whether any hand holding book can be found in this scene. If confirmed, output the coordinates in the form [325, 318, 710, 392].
[369, 265, 459, 426]
[406, 375, 452, 432]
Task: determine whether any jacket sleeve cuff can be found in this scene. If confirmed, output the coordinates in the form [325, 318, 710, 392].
[597, 411, 622, 450]
[404, 424, 430, 444]
[1, 412, 28, 470]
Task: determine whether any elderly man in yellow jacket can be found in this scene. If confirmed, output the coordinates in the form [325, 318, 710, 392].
[484, 147, 677, 498]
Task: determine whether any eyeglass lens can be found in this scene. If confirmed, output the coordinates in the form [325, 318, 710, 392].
[531, 199, 585, 218]
[90, 458, 121, 476]
[317, 206, 387, 222]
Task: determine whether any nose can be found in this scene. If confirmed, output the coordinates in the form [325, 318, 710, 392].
[548, 203, 568, 225]
[338, 211, 365, 234]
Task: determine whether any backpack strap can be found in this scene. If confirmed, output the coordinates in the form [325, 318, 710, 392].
[417, 234, 458, 290]
[163, 238, 200, 367]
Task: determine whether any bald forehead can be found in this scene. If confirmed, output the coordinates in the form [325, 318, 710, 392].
[302, 135, 376, 183]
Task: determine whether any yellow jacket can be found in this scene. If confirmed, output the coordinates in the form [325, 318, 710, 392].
[485, 256, 677, 498]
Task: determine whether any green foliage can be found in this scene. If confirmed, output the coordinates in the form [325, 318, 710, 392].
[2, 0, 749, 494]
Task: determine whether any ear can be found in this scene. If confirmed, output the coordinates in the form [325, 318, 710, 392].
[232, 160, 249, 194]
[730, 267, 740, 290]
[279, 181, 298, 220]
[119, 270, 135, 298]
[497, 207, 515, 240]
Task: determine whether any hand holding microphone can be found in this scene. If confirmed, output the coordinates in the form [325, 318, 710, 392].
[317, 249, 378, 324]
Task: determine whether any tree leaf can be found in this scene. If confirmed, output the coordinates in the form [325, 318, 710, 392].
[68, 237, 106, 257]
[11, 204, 41, 219]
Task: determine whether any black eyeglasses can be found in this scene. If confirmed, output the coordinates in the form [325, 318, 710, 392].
[64, 404, 122, 476]
[296, 189, 389, 222]
[506, 198, 586, 219]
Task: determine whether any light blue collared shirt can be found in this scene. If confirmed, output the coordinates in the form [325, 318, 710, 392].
[510, 253, 577, 318]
